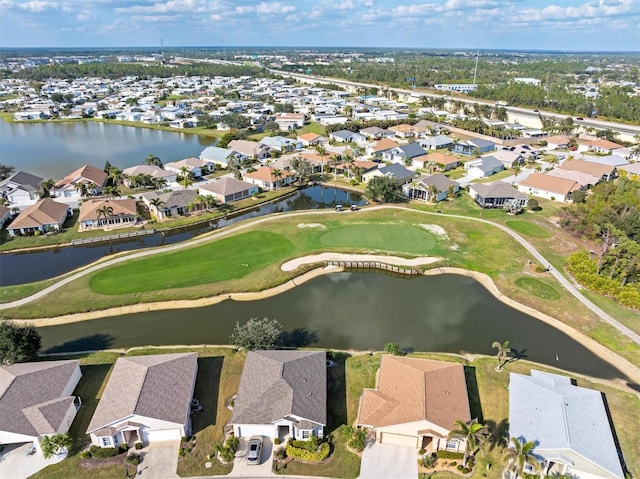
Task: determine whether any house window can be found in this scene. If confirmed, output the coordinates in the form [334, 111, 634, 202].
[113, 434, 119, 445]
[445, 439, 458, 451]
[101, 437, 111, 447]
[302, 430, 310, 439]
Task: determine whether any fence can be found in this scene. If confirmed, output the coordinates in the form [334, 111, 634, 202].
[71, 228, 155, 245]
[326, 260, 422, 277]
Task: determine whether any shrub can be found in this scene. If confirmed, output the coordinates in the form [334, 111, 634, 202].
[79, 451, 91, 459]
[422, 453, 437, 468]
[225, 435, 239, 453]
[342, 426, 367, 452]
[134, 442, 143, 450]
[463, 467, 471, 474]
[178, 448, 186, 457]
[125, 453, 140, 466]
[274, 447, 286, 460]
[535, 265, 548, 273]
[119, 444, 128, 453]
[285, 442, 330, 462]
[436, 450, 464, 460]
[88, 446, 119, 458]
[451, 461, 457, 467]
[418, 448, 426, 455]
[457, 464, 464, 471]
[418, 458, 424, 467]
[274, 438, 281, 445]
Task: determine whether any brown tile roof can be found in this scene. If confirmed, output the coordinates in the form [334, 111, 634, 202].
[389, 124, 415, 133]
[546, 168, 600, 186]
[231, 350, 326, 427]
[8, 199, 68, 230]
[518, 173, 580, 196]
[618, 163, 640, 175]
[582, 139, 623, 150]
[372, 139, 399, 152]
[559, 159, 615, 176]
[358, 356, 470, 430]
[425, 152, 460, 166]
[0, 360, 80, 437]
[545, 135, 570, 146]
[79, 198, 137, 222]
[164, 157, 207, 169]
[244, 166, 294, 183]
[87, 353, 197, 434]
[228, 139, 264, 156]
[298, 133, 321, 142]
[55, 164, 107, 188]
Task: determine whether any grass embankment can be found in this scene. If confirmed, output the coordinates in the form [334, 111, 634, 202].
[29, 348, 640, 479]
[4, 207, 640, 367]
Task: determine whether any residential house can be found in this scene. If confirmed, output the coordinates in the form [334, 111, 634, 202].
[575, 154, 628, 168]
[123, 165, 176, 187]
[578, 138, 623, 154]
[419, 135, 454, 151]
[244, 166, 295, 190]
[389, 124, 417, 139]
[228, 139, 269, 161]
[421, 152, 461, 172]
[52, 164, 107, 198]
[468, 181, 529, 208]
[546, 168, 601, 189]
[78, 198, 138, 231]
[7, 199, 70, 236]
[333, 159, 379, 181]
[297, 133, 323, 147]
[199, 146, 238, 168]
[357, 356, 470, 452]
[451, 138, 496, 156]
[558, 159, 616, 182]
[464, 156, 504, 179]
[618, 163, 640, 181]
[403, 174, 459, 202]
[390, 143, 428, 164]
[362, 163, 415, 185]
[273, 112, 306, 130]
[491, 150, 525, 169]
[509, 370, 624, 479]
[359, 126, 395, 140]
[198, 177, 258, 204]
[87, 353, 198, 447]
[165, 157, 210, 178]
[517, 173, 580, 202]
[0, 360, 82, 456]
[329, 130, 366, 144]
[141, 190, 198, 220]
[0, 171, 44, 205]
[544, 135, 571, 150]
[230, 350, 326, 441]
[0, 205, 11, 228]
[259, 136, 303, 153]
[367, 139, 400, 159]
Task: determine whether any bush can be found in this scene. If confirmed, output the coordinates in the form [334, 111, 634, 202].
[451, 461, 458, 467]
[79, 451, 91, 459]
[274, 447, 286, 460]
[436, 450, 464, 460]
[462, 467, 471, 474]
[89, 446, 120, 458]
[134, 442, 143, 450]
[119, 444, 128, 453]
[342, 426, 367, 452]
[285, 442, 330, 462]
[274, 438, 281, 445]
[418, 448, 426, 455]
[535, 265, 548, 273]
[178, 448, 186, 457]
[225, 435, 239, 453]
[457, 464, 464, 471]
[418, 458, 424, 467]
[125, 453, 140, 466]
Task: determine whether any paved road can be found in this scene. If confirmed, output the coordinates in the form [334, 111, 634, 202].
[2, 206, 638, 346]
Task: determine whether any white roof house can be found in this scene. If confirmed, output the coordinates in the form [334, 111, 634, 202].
[509, 370, 624, 479]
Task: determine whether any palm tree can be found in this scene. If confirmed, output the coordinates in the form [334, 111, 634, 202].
[202, 194, 218, 211]
[272, 168, 283, 190]
[40, 178, 55, 196]
[85, 182, 98, 197]
[144, 153, 163, 168]
[108, 166, 125, 187]
[428, 185, 440, 203]
[504, 437, 541, 479]
[0, 163, 15, 180]
[102, 186, 121, 199]
[534, 164, 542, 173]
[512, 166, 522, 184]
[447, 419, 488, 467]
[492, 340, 511, 371]
[74, 183, 88, 198]
[151, 177, 168, 190]
[41, 433, 73, 459]
[178, 167, 194, 190]
[315, 145, 327, 176]
[409, 179, 420, 201]
[548, 156, 560, 169]
[96, 205, 114, 228]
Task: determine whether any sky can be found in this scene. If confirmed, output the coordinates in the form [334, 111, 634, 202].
[0, 0, 639, 52]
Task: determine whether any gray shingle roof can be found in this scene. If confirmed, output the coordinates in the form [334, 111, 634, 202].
[231, 350, 326, 427]
[509, 371, 624, 479]
[2, 171, 44, 192]
[141, 190, 197, 209]
[379, 163, 415, 182]
[471, 181, 529, 200]
[398, 143, 427, 158]
[200, 177, 256, 196]
[475, 156, 503, 172]
[0, 360, 80, 437]
[418, 174, 457, 191]
[87, 353, 197, 434]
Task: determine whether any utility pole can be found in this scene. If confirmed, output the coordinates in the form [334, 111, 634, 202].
[473, 49, 479, 87]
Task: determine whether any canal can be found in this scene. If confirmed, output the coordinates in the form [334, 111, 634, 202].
[0, 185, 366, 286]
[38, 273, 628, 382]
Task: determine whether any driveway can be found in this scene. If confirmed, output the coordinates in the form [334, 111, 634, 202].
[229, 436, 274, 477]
[136, 439, 180, 478]
[0, 442, 65, 479]
[359, 442, 417, 479]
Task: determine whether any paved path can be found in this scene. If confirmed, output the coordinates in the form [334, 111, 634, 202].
[2, 205, 638, 346]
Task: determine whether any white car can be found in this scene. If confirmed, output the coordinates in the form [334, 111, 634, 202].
[246, 436, 263, 465]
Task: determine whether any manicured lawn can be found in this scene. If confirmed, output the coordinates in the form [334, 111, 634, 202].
[316, 223, 437, 255]
[89, 231, 295, 294]
[515, 277, 561, 300]
[505, 220, 551, 238]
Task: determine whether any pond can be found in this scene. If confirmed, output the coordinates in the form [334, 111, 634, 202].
[0, 119, 213, 180]
[38, 272, 629, 382]
[0, 186, 366, 286]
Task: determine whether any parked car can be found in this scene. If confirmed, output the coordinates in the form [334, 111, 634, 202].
[246, 436, 263, 465]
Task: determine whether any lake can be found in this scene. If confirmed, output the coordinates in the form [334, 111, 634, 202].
[0, 119, 214, 179]
[38, 272, 629, 382]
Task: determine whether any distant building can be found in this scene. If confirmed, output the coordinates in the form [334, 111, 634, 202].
[434, 84, 477, 93]
[513, 77, 541, 86]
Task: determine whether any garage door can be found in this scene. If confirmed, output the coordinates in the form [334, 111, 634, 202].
[146, 429, 181, 443]
[235, 425, 275, 438]
[380, 433, 417, 448]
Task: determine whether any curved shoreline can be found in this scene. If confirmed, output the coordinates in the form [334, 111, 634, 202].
[14, 262, 640, 388]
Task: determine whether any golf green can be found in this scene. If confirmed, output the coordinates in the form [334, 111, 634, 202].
[317, 223, 438, 254]
[90, 231, 294, 294]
